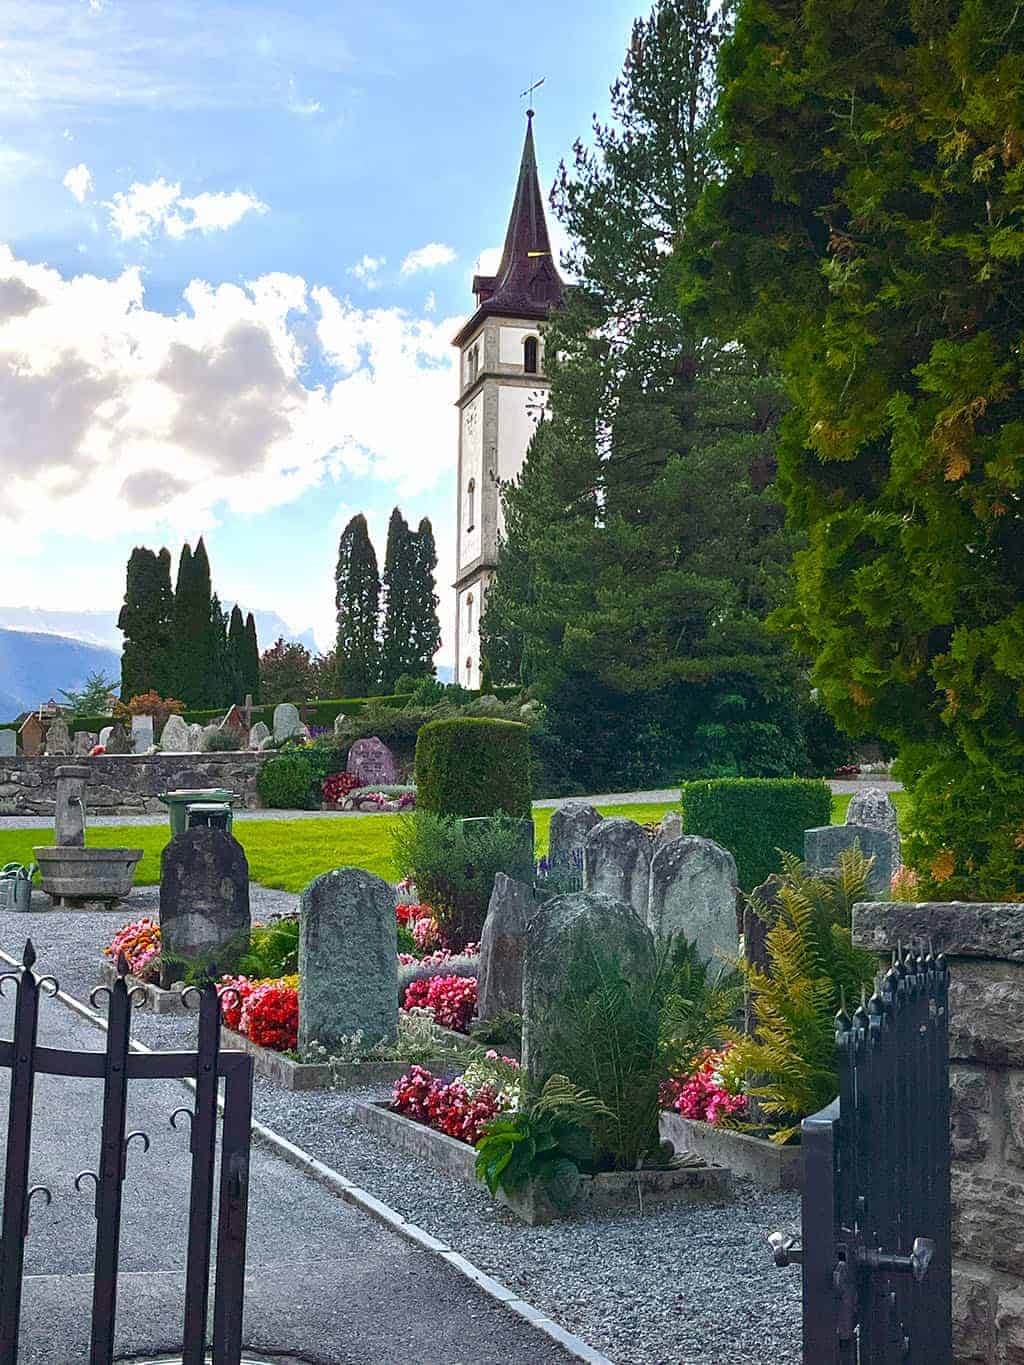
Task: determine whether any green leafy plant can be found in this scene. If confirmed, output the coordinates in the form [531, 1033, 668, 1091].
[469, 1009, 523, 1049]
[202, 725, 245, 753]
[240, 915, 299, 979]
[256, 753, 316, 810]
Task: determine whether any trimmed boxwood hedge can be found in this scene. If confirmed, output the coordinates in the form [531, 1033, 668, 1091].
[681, 777, 833, 890]
[257, 753, 317, 810]
[415, 718, 532, 818]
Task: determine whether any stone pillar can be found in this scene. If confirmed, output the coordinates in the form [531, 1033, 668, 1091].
[54, 764, 90, 847]
[478, 873, 533, 1022]
[548, 801, 601, 862]
[853, 900, 1024, 1364]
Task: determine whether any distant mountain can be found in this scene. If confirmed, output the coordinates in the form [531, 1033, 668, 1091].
[0, 605, 318, 658]
[226, 606, 318, 656]
[0, 629, 121, 722]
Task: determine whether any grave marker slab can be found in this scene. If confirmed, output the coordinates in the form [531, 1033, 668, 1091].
[648, 836, 738, 964]
[478, 874, 534, 1021]
[583, 817, 651, 917]
[804, 823, 895, 896]
[273, 703, 303, 742]
[346, 737, 397, 787]
[159, 827, 250, 987]
[160, 714, 191, 753]
[44, 717, 72, 757]
[131, 714, 154, 754]
[0, 729, 17, 757]
[548, 801, 601, 862]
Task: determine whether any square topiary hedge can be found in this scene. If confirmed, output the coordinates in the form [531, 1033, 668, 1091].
[681, 777, 833, 890]
[415, 718, 532, 818]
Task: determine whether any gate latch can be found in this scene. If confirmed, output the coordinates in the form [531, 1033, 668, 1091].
[768, 1230, 803, 1267]
[860, 1237, 934, 1283]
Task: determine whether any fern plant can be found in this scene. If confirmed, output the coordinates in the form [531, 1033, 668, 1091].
[240, 915, 299, 979]
[729, 847, 878, 1143]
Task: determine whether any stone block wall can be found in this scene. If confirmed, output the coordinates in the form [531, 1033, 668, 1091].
[853, 901, 1024, 1365]
[0, 752, 269, 818]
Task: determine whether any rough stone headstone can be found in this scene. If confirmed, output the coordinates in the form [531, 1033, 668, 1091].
[159, 828, 250, 987]
[160, 714, 191, 753]
[98, 726, 113, 749]
[273, 702, 303, 742]
[346, 736, 397, 788]
[259, 734, 276, 751]
[804, 823, 895, 897]
[332, 712, 347, 739]
[73, 730, 98, 757]
[548, 801, 601, 862]
[0, 729, 15, 757]
[846, 786, 902, 872]
[298, 867, 398, 1053]
[522, 890, 655, 1085]
[248, 721, 270, 751]
[44, 716, 72, 757]
[54, 764, 89, 847]
[104, 723, 132, 755]
[653, 810, 684, 854]
[188, 723, 204, 751]
[648, 836, 739, 965]
[18, 715, 44, 757]
[131, 714, 154, 754]
[583, 817, 651, 918]
[478, 874, 533, 1023]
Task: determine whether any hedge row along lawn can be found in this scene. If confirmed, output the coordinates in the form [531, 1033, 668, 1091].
[0, 793, 902, 896]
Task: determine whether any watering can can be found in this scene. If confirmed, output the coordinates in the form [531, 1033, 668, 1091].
[0, 862, 36, 912]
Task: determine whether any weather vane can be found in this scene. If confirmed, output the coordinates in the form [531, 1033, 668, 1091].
[521, 76, 546, 114]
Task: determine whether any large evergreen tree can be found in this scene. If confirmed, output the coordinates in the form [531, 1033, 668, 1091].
[243, 612, 260, 702]
[117, 546, 175, 700]
[171, 538, 219, 706]
[409, 518, 442, 679]
[209, 591, 229, 706]
[380, 508, 417, 691]
[683, 0, 1024, 897]
[481, 0, 799, 788]
[334, 513, 380, 696]
[226, 604, 247, 703]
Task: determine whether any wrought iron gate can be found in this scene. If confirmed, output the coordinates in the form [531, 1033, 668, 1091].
[0, 940, 253, 1365]
[771, 947, 952, 1363]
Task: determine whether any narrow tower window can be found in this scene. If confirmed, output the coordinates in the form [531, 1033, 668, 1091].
[466, 478, 476, 530]
[466, 592, 475, 634]
[523, 335, 539, 375]
[465, 656, 473, 683]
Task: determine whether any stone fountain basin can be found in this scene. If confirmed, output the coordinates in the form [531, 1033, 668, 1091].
[33, 846, 143, 902]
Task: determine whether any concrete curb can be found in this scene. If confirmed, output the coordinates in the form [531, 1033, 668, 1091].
[0, 948, 613, 1365]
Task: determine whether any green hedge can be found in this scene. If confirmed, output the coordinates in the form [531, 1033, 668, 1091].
[681, 777, 833, 890]
[257, 753, 317, 809]
[415, 718, 532, 818]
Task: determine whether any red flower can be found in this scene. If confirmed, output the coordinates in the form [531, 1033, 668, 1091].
[401, 974, 477, 1032]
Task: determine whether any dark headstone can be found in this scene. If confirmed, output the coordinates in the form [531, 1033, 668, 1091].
[548, 801, 601, 861]
[159, 828, 250, 986]
[104, 722, 132, 755]
[478, 874, 533, 1022]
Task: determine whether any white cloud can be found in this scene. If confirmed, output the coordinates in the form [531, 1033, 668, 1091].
[424, 291, 436, 313]
[473, 246, 502, 277]
[0, 243, 462, 547]
[104, 178, 266, 241]
[347, 254, 385, 289]
[62, 162, 93, 203]
[286, 78, 323, 117]
[401, 242, 456, 276]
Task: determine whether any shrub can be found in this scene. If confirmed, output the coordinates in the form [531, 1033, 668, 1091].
[681, 777, 832, 890]
[240, 916, 299, 978]
[202, 725, 245, 753]
[415, 718, 531, 818]
[257, 753, 316, 810]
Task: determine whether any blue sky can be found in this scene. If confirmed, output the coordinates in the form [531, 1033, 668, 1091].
[0, 0, 637, 662]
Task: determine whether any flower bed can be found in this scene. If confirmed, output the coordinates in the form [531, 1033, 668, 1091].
[401, 973, 477, 1032]
[661, 1046, 747, 1127]
[105, 917, 161, 983]
[218, 974, 298, 1053]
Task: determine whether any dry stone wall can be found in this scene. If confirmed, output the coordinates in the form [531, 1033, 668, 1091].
[0, 752, 269, 817]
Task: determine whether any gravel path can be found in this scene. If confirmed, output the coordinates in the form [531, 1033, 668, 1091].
[0, 905, 804, 1365]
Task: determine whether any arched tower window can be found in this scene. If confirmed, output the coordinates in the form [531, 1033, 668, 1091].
[523, 335, 539, 375]
[465, 592, 475, 634]
[466, 478, 476, 530]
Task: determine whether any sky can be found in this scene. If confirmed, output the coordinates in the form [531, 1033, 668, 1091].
[0, 0, 638, 662]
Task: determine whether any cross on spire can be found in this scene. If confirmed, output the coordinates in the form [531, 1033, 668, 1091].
[520, 75, 545, 116]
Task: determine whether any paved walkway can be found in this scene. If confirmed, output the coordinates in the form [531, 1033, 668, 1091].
[0, 975, 573, 1364]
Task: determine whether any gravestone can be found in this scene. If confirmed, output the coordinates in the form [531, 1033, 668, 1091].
[98, 726, 113, 749]
[273, 702, 303, 742]
[648, 836, 739, 964]
[160, 714, 191, 753]
[653, 810, 684, 854]
[332, 712, 347, 739]
[583, 817, 651, 917]
[477, 874, 533, 1022]
[846, 786, 902, 872]
[159, 827, 250, 987]
[105, 722, 131, 755]
[19, 715, 44, 757]
[73, 730, 97, 757]
[54, 765, 89, 847]
[548, 801, 601, 862]
[298, 867, 398, 1053]
[44, 717, 72, 757]
[221, 704, 247, 737]
[804, 823, 895, 897]
[346, 736, 397, 788]
[200, 724, 220, 751]
[248, 721, 270, 750]
[522, 890, 656, 1085]
[0, 729, 15, 758]
[131, 714, 154, 754]
[188, 723, 204, 751]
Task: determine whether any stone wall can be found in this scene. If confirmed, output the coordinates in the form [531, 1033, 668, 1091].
[0, 752, 269, 817]
[853, 900, 1024, 1365]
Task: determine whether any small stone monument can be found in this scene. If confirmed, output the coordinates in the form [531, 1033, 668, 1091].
[804, 823, 895, 896]
[188, 723, 204, 751]
[248, 720, 270, 750]
[346, 737, 397, 787]
[548, 801, 601, 862]
[105, 723, 132, 755]
[159, 828, 250, 987]
[298, 868, 398, 1054]
[273, 702, 303, 742]
[648, 836, 739, 963]
[653, 810, 684, 854]
[98, 726, 113, 749]
[160, 714, 191, 753]
[73, 730, 97, 757]
[583, 817, 651, 917]
[220, 704, 247, 738]
[522, 890, 655, 1085]
[54, 765, 89, 847]
[45, 716, 72, 757]
[478, 874, 534, 1022]
[332, 712, 347, 739]
[0, 729, 15, 758]
[18, 714, 45, 757]
[846, 786, 901, 873]
[131, 714, 154, 754]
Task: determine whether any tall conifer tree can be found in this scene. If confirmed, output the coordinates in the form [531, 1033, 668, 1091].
[334, 514, 380, 696]
[118, 546, 175, 699]
[380, 508, 417, 690]
[226, 605, 246, 703]
[172, 538, 218, 706]
[408, 517, 441, 678]
[243, 612, 260, 702]
[209, 591, 229, 706]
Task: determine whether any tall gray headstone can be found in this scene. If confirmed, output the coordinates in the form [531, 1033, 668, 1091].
[478, 874, 534, 1022]
[159, 828, 250, 987]
[583, 817, 651, 917]
[44, 717, 72, 756]
[298, 867, 398, 1054]
[346, 736, 397, 787]
[248, 720, 270, 750]
[105, 723, 131, 755]
[648, 836, 739, 964]
[0, 730, 15, 758]
[131, 714, 154, 754]
[273, 703, 303, 742]
[804, 824, 895, 897]
[522, 891, 656, 1086]
[846, 786, 902, 872]
[548, 801, 601, 862]
[54, 764, 89, 847]
[73, 730, 97, 757]
[160, 714, 191, 753]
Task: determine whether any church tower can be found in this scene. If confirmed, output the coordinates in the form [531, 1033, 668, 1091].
[452, 110, 565, 689]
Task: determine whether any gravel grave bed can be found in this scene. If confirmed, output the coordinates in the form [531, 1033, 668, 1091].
[0, 902, 803, 1365]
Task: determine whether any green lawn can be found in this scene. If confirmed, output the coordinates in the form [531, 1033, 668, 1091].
[0, 791, 906, 896]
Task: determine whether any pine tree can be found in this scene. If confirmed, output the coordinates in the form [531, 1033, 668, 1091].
[380, 508, 416, 691]
[334, 514, 381, 696]
[117, 546, 175, 699]
[409, 518, 441, 677]
[243, 612, 260, 702]
[226, 605, 246, 703]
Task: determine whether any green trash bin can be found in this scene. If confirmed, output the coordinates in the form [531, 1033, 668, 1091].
[158, 788, 234, 836]
[186, 802, 233, 832]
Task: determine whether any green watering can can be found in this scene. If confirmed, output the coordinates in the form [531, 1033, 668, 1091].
[0, 862, 37, 912]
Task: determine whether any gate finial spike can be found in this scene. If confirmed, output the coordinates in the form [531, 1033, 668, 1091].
[115, 951, 130, 979]
[23, 939, 36, 970]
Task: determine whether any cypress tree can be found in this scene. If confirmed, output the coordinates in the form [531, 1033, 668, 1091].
[226, 605, 247, 702]
[408, 517, 441, 678]
[209, 591, 229, 706]
[334, 514, 381, 696]
[380, 508, 418, 691]
[243, 612, 260, 702]
[118, 546, 175, 700]
[172, 538, 217, 706]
